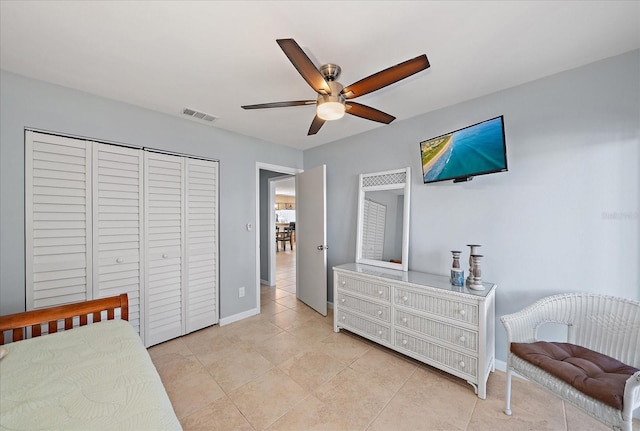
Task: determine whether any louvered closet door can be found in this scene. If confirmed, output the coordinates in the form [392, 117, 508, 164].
[92, 143, 143, 335]
[185, 158, 218, 332]
[362, 199, 385, 260]
[25, 131, 92, 310]
[144, 152, 185, 346]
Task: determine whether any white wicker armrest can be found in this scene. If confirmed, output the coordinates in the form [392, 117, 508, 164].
[500, 295, 567, 344]
[622, 370, 640, 420]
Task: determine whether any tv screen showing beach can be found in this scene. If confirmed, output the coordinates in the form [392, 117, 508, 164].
[420, 116, 507, 183]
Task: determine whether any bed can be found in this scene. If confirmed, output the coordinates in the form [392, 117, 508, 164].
[0, 294, 182, 430]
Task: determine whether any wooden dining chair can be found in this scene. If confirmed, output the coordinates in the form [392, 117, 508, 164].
[277, 227, 293, 251]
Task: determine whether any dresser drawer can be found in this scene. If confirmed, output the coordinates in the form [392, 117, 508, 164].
[395, 310, 478, 352]
[337, 291, 390, 323]
[395, 330, 478, 379]
[394, 288, 478, 325]
[336, 273, 390, 302]
[337, 309, 391, 343]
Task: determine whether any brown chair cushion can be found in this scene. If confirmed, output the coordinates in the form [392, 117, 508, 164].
[511, 341, 639, 410]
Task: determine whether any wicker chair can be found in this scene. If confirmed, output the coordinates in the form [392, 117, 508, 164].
[501, 293, 640, 431]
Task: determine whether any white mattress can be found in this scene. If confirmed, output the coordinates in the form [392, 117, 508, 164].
[0, 319, 182, 431]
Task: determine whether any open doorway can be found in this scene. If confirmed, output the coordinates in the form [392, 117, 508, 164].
[256, 163, 302, 315]
[272, 176, 296, 295]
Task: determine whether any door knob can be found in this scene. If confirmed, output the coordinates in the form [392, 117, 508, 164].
[317, 245, 329, 250]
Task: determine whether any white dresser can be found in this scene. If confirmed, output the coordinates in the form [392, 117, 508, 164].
[333, 263, 496, 399]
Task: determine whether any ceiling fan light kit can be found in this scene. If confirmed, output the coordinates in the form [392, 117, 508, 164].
[241, 38, 430, 136]
[316, 100, 345, 121]
[316, 79, 346, 121]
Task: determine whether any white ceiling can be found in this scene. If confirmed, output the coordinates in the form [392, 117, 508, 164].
[1, 1, 638, 150]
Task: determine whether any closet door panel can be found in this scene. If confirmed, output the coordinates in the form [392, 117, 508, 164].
[92, 143, 143, 334]
[185, 159, 219, 333]
[25, 131, 92, 310]
[144, 152, 185, 346]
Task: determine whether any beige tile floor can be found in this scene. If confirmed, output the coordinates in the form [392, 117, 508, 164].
[149, 248, 639, 430]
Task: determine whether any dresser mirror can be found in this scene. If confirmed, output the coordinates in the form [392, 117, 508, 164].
[356, 167, 411, 271]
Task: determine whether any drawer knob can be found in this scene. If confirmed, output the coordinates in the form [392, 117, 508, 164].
[459, 309, 466, 316]
[378, 290, 383, 295]
[459, 361, 465, 368]
[341, 281, 346, 286]
[341, 316, 346, 321]
[377, 310, 383, 315]
[162, 253, 168, 259]
[402, 317, 408, 323]
[402, 296, 408, 302]
[377, 330, 383, 336]
[116, 257, 124, 264]
[402, 339, 408, 345]
[341, 298, 346, 303]
[459, 336, 466, 343]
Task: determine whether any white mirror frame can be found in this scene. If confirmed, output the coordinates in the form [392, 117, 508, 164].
[356, 167, 411, 271]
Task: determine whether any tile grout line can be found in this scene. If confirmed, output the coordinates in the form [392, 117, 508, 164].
[363, 363, 420, 431]
[464, 397, 478, 431]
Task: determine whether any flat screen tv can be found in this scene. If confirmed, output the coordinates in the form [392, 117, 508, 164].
[420, 116, 508, 184]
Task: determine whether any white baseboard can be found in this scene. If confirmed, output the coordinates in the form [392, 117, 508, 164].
[219, 307, 259, 326]
[327, 301, 334, 310]
[494, 359, 507, 373]
[260, 279, 274, 287]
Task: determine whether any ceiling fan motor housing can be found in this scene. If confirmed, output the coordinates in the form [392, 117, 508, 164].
[320, 63, 341, 81]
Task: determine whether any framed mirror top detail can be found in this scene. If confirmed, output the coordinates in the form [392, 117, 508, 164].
[356, 167, 410, 272]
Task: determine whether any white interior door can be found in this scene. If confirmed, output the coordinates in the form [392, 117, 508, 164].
[144, 151, 185, 347]
[92, 143, 143, 335]
[295, 165, 327, 316]
[25, 131, 93, 310]
[184, 158, 219, 333]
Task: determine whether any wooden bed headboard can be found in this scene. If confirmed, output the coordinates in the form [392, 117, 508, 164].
[0, 294, 128, 345]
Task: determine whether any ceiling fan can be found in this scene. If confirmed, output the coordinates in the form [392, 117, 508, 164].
[241, 38, 430, 136]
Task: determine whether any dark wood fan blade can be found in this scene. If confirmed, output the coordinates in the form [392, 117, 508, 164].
[277, 39, 332, 95]
[341, 54, 430, 99]
[241, 100, 316, 109]
[345, 102, 396, 124]
[308, 115, 325, 135]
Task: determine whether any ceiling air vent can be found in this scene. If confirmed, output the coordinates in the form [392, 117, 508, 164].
[182, 107, 217, 123]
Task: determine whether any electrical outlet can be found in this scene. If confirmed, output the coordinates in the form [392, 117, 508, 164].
[239, 287, 245, 298]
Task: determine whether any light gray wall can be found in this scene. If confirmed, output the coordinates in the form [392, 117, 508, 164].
[304, 50, 639, 362]
[0, 70, 303, 318]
